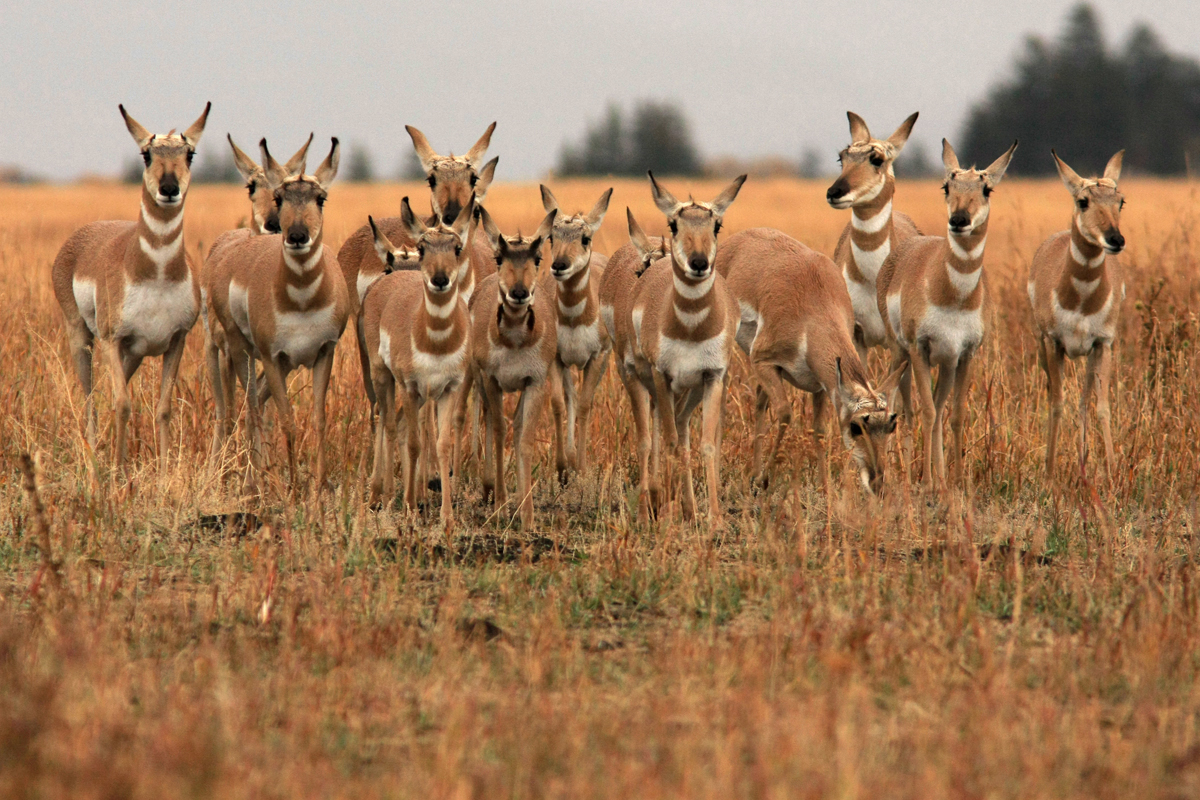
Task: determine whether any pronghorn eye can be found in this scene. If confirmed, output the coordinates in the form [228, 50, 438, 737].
[983, 185, 993, 198]
[668, 220, 678, 236]
[316, 196, 325, 209]
[142, 151, 152, 167]
[713, 220, 722, 235]
[454, 245, 463, 258]
[869, 155, 884, 167]
[1120, 198, 1126, 210]
[246, 180, 256, 197]
[469, 174, 478, 187]
[186, 150, 195, 166]
[418, 246, 426, 258]
[581, 235, 591, 248]
[837, 154, 844, 165]
[427, 175, 436, 189]
[849, 422, 863, 438]
[1077, 198, 1089, 211]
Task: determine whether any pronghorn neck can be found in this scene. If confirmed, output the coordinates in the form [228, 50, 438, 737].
[415, 280, 465, 354]
[276, 230, 327, 310]
[941, 217, 989, 303]
[555, 258, 594, 325]
[1068, 216, 1106, 273]
[132, 183, 187, 280]
[850, 178, 895, 241]
[496, 298, 536, 346]
[1056, 217, 1110, 308]
[667, 259, 719, 336]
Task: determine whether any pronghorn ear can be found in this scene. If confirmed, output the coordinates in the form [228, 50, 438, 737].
[477, 205, 504, 256]
[369, 216, 398, 269]
[941, 139, 961, 178]
[259, 138, 288, 186]
[119, 105, 153, 149]
[586, 187, 613, 232]
[984, 140, 1018, 186]
[847, 112, 871, 145]
[285, 133, 314, 180]
[400, 196, 427, 241]
[1051, 150, 1085, 195]
[648, 172, 682, 216]
[475, 157, 498, 203]
[465, 121, 497, 170]
[1104, 149, 1125, 183]
[182, 101, 211, 146]
[227, 135, 260, 184]
[886, 112, 919, 152]
[627, 207, 654, 260]
[531, 209, 557, 251]
[877, 361, 907, 396]
[539, 184, 559, 214]
[711, 174, 747, 217]
[313, 138, 340, 189]
[406, 125, 437, 173]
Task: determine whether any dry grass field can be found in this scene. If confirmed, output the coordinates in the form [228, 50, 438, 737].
[3, 174, 1200, 798]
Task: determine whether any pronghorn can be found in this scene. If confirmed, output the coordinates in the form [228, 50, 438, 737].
[364, 199, 473, 524]
[876, 139, 1018, 488]
[202, 134, 311, 452]
[539, 184, 612, 477]
[715, 228, 898, 494]
[51, 102, 210, 469]
[617, 173, 745, 523]
[457, 206, 561, 528]
[1028, 149, 1126, 479]
[337, 123, 498, 411]
[206, 137, 349, 487]
[827, 111, 921, 361]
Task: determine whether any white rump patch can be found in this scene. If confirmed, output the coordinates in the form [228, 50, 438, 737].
[72, 277, 99, 337]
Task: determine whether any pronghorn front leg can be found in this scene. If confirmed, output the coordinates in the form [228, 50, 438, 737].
[651, 370, 680, 517]
[65, 321, 98, 450]
[558, 359, 578, 473]
[435, 389, 458, 527]
[481, 376, 505, 509]
[929, 362, 956, 489]
[575, 350, 610, 475]
[1092, 342, 1116, 481]
[949, 350, 974, 486]
[260, 357, 297, 488]
[369, 369, 394, 506]
[811, 389, 830, 493]
[909, 348, 938, 488]
[699, 373, 725, 523]
[1041, 336, 1065, 478]
[205, 322, 228, 457]
[401, 390, 423, 511]
[310, 343, 336, 490]
[513, 383, 547, 528]
[102, 339, 134, 469]
[154, 329, 188, 472]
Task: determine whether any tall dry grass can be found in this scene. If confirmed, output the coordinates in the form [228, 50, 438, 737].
[2, 176, 1200, 798]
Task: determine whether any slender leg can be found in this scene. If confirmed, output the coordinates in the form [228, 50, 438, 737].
[381, 377, 399, 505]
[154, 329, 188, 471]
[949, 351, 974, 486]
[259, 357, 297, 487]
[674, 388, 704, 521]
[700, 373, 725, 523]
[811, 389, 830, 493]
[559, 359, 578, 472]
[929, 361, 956, 488]
[909, 348, 938, 488]
[402, 391, 422, 511]
[482, 377, 506, 509]
[515, 383, 547, 528]
[65, 320, 98, 450]
[620, 365, 654, 523]
[651, 369, 680, 516]
[575, 349, 610, 475]
[311, 344, 335, 489]
[102, 339, 133, 469]
[369, 369, 393, 505]
[436, 389, 458, 527]
[205, 317, 228, 456]
[452, 367, 474, 479]
[1043, 336, 1065, 478]
[355, 312, 378, 424]
[1091, 342, 1115, 481]
[751, 363, 791, 489]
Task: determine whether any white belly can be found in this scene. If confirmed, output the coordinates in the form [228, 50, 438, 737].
[657, 330, 729, 392]
[557, 319, 604, 367]
[915, 305, 984, 366]
[845, 266, 885, 347]
[735, 300, 761, 355]
[409, 340, 468, 401]
[116, 274, 198, 358]
[272, 305, 341, 368]
[488, 345, 550, 393]
[72, 277, 99, 337]
[1051, 290, 1116, 359]
[229, 282, 253, 350]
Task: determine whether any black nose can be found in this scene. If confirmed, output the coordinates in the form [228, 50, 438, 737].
[286, 228, 308, 246]
[431, 272, 449, 289]
[159, 181, 180, 198]
[509, 285, 529, 301]
[826, 181, 848, 202]
[949, 213, 970, 231]
[1106, 231, 1125, 251]
[264, 214, 281, 234]
[553, 260, 569, 273]
[688, 255, 709, 273]
[441, 203, 460, 226]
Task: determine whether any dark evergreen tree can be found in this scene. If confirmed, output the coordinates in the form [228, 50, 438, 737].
[558, 101, 700, 177]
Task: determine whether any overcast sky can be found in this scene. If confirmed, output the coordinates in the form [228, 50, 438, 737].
[2, 0, 1197, 182]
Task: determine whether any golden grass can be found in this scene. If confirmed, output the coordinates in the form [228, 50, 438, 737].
[3, 176, 1200, 798]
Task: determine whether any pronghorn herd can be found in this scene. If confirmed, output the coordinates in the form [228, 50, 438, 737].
[52, 105, 1129, 528]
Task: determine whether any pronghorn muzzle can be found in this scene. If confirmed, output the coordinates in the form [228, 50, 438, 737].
[286, 225, 310, 248]
[1104, 230, 1125, 254]
[826, 179, 850, 205]
[949, 212, 971, 233]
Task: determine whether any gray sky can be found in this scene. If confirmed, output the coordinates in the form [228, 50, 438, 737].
[3, 0, 1197, 182]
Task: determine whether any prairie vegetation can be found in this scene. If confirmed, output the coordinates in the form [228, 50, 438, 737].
[3, 177, 1200, 798]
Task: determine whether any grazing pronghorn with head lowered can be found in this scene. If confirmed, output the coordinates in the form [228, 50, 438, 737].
[364, 198, 473, 524]
[206, 137, 349, 488]
[876, 139, 1018, 488]
[539, 184, 613, 477]
[337, 123, 499, 411]
[52, 102, 210, 469]
[458, 206, 560, 528]
[1028, 149, 1126, 479]
[716, 228, 898, 494]
[827, 111, 921, 361]
[202, 134, 311, 451]
[617, 173, 745, 523]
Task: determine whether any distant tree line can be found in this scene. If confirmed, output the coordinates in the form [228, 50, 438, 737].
[960, 3, 1200, 176]
[558, 101, 701, 177]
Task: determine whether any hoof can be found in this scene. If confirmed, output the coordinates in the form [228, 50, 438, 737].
[427, 476, 442, 492]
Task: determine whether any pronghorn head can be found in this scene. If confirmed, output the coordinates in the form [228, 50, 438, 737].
[228, 133, 311, 235]
[1053, 149, 1126, 254]
[649, 172, 746, 280]
[375, 195, 472, 294]
[407, 122, 499, 227]
[120, 102, 210, 208]
[626, 208, 669, 276]
[826, 111, 918, 210]
[367, 216, 419, 276]
[540, 185, 612, 281]
[941, 139, 1018, 236]
[835, 358, 899, 497]
[478, 206, 556, 313]
[263, 137, 340, 254]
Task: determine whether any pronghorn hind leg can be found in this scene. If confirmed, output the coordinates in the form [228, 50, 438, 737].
[369, 370, 393, 507]
[1042, 336, 1065, 479]
[66, 320, 98, 451]
[1092, 342, 1116, 482]
[260, 357, 297, 489]
[154, 329, 188, 472]
[949, 351, 974, 487]
[909, 348, 938, 489]
[751, 363, 790, 490]
[575, 350, 610, 476]
[699, 374, 725, 524]
[311, 343, 336, 490]
[402, 391, 423, 512]
[811, 389, 830, 496]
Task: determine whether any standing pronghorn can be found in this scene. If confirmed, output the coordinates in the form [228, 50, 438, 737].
[539, 184, 612, 477]
[715, 228, 898, 494]
[202, 135, 311, 452]
[206, 138, 349, 488]
[459, 206, 560, 528]
[52, 102, 210, 469]
[365, 199, 474, 524]
[1028, 150, 1126, 479]
[876, 139, 1018, 488]
[827, 112, 921, 362]
[618, 173, 745, 523]
[338, 123, 498, 412]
